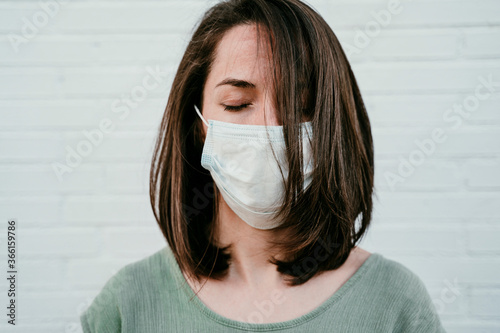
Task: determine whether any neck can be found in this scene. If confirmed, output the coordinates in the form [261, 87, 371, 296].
[213, 196, 288, 289]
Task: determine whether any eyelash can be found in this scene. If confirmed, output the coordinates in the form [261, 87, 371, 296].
[222, 103, 251, 112]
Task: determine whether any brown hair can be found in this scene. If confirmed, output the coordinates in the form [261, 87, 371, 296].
[150, 0, 374, 286]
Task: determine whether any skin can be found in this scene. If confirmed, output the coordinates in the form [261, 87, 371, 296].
[186, 23, 372, 324]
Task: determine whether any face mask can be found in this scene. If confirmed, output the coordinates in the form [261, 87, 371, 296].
[194, 105, 314, 230]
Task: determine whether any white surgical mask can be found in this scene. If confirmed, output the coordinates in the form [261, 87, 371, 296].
[195, 105, 314, 229]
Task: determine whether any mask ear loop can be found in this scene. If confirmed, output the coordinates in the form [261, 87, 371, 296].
[194, 105, 210, 127]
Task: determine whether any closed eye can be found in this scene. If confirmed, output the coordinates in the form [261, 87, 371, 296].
[221, 103, 251, 112]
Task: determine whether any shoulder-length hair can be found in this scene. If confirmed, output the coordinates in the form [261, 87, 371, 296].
[150, 0, 374, 286]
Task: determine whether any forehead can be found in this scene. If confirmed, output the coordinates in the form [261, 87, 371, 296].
[208, 24, 272, 87]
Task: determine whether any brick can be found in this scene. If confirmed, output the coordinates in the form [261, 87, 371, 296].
[0, 132, 64, 161]
[375, 192, 500, 220]
[425, 129, 500, 156]
[19, 292, 92, 320]
[470, 290, 500, 317]
[67, 258, 133, 289]
[338, 29, 459, 60]
[0, 1, 213, 33]
[102, 227, 165, 257]
[364, 94, 500, 130]
[362, 224, 463, 254]
[0, 66, 175, 98]
[366, 93, 500, 126]
[0, 34, 185, 65]
[443, 323, 500, 333]
[0, 99, 165, 130]
[463, 95, 500, 123]
[20, 228, 100, 258]
[0, 165, 104, 194]
[384, 255, 500, 284]
[463, 159, 500, 188]
[463, 29, 500, 58]
[374, 128, 500, 157]
[323, 0, 500, 28]
[352, 62, 500, 93]
[0, 196, 60, 224]
[62, 131, 156, 163]
[467, 227, 500, 253]
[62, 195, 155, 225]
[0, 68, 59, 98]
[67, 252, 152, 290]
[366, 94, 459, 125]
[105, 163, 150, 193]
[0, 324, 65, 333]
[375, 160, 461, 191]
[427, 285, 465, 317]
[59, 66, 174, 97]
[17, 259, 64, 289]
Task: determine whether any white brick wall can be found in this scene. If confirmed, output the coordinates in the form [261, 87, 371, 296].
[0, 0, 499, 332]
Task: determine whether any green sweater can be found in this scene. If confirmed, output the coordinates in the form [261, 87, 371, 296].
[80, 246, 446, 332]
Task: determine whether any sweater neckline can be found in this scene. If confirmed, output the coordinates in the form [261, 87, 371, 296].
[162, 246, 380, 332]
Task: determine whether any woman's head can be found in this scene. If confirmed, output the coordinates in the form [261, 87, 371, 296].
[201, 23, 280, 130]
[150, 0, 374, 286]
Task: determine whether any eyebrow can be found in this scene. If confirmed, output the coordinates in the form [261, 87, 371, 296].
[215, 78, 256, 89]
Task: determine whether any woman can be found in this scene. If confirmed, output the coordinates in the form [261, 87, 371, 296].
[81, 0, 446, 332]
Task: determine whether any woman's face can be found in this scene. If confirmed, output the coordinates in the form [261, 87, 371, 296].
[200, 24, 279, 135]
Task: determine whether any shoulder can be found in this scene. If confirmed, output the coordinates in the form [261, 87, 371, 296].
[100, 246, 169, 295]
[362, 253, 446, 332]
[115, 246, 170, 287]
[80, 247, 171, 333]
[349, 247, 428, 297]
[370, 254, 434, 301]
